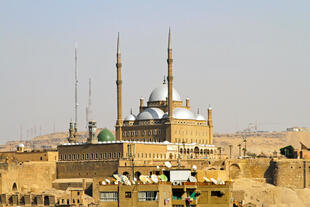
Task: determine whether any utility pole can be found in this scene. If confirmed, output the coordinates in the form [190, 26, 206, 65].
[243, 136, 247, 157]
[217, 147, 222, 159]
[177, 143, 181, 169]
[128, 144, 135, 180]
[238, 144, 241, 158]
[229, 145, 233, 159]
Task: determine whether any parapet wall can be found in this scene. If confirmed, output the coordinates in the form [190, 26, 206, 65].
[56, 160, 120, 179]
[273, 159, 310, 188]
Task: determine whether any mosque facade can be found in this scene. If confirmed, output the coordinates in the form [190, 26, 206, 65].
[115, 30, 214, 145]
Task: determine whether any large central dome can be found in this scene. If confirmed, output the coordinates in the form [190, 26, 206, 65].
[148, 83, 181, 102]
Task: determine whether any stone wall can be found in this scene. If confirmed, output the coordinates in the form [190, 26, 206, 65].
[0, 161, 56, 194]
[56, 160, 120, 179]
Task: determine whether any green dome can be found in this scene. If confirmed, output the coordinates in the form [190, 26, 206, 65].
[97, 129, 115, 142]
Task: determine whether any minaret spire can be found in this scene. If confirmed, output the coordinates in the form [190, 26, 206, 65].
[69, 42, 78, 143]
[167, 27, 174, 120]
[86, 78, 93, 128]
[115, 32, 123, 140]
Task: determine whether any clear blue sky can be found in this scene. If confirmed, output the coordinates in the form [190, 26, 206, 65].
[0, 0, 310, 143]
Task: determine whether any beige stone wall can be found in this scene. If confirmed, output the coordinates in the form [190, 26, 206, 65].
[273, 160, 308, 188]
[56, 160, 120, 179]
[0, 161, 56, 194]
[0, 151, 58, 162]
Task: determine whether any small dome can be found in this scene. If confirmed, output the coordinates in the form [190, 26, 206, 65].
[137, 108, 164, 120]
[17, 143, 24, 148]
[148, 83, 181, 102]
[124, 114, 136, 121]
[196, 114, 206, 121]
[97, 129, 115, 142]
[162, 108, 196, 120]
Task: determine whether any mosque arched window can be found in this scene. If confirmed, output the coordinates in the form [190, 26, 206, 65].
[100, 153, 103, 159]
[95, 153, 98, 159]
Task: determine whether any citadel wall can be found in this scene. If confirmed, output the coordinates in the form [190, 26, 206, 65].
[0, 161, 56, 194]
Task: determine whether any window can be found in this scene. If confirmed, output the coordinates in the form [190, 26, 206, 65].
[100, 153, 103, 159]
[68, 154, 71, 160]
[86, 154, 89, 160]
[59, 154, 62, 161]
[95, 153, 98, 159]
[91, 153, 94, 160]
[99, 192, 118, 202]
[104, 153, 106, 159]
[211, 191, 224, 197]
[118, 152, 121, 158]
[125, 192, 132, 198]
[76, 154, 80, 160]
[138, 191, 158, 201]
[81, 154, 85, 160]
[113, 152, 116, 158]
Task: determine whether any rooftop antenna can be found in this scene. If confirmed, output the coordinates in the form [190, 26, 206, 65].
[74, 42, 79, 133]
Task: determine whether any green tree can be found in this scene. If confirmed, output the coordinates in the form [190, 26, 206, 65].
[280, 145, 295, 158]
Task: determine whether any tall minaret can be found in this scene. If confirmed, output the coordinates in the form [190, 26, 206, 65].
[71, 42, 79, 143]
[74, 42, 78, 127]
[208, 105, 213, 144]
[167, 28, 174, 120]
[86, 78, 93, 128]
[115, 33, 123, 140]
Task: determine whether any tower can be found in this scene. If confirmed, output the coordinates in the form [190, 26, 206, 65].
[86, 78, 93, 128]
[167, 28, 174, 120]
[74, 42, 79, 140]
[68, 121, 77, 143]
[68, 43, 79, 143]
[208, 106, 213, 144]
[115, 33, 123, 140]
[87, 121, 97, 144]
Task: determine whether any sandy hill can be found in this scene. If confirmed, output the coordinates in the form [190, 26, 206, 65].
[1, 130, 309, 154]
[214, 131, 310, 158]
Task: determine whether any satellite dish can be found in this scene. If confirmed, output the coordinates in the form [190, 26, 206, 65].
[105, 179, 111, 184]
[114, 181, 118, 185]
[139, 175, 147, 184]
[156, 166, 160, 170]
[145, 177, 152, 183]
[210, 178, 218, 184]
[131, 180, 136, 184]
[133, 177, 137, 182]
[101, 181, 106, 185]
[164, 161, 172, 168]
[189, 176, 197, 182]
[203, 177, 210, 182]
[113, 174, 121, 182]
[125, 179, 131, 186]
[151, 174, 158, 183]
[192, 165, 197, 171]
[160, 174, 168, 182]
[122, 175, 129, 184]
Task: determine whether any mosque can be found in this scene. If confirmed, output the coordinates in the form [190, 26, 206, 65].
[115, 30, 214, 145]
[57, 30, 217, 179]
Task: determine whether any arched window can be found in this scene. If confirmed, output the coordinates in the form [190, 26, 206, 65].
[12, 183, 17, 191]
